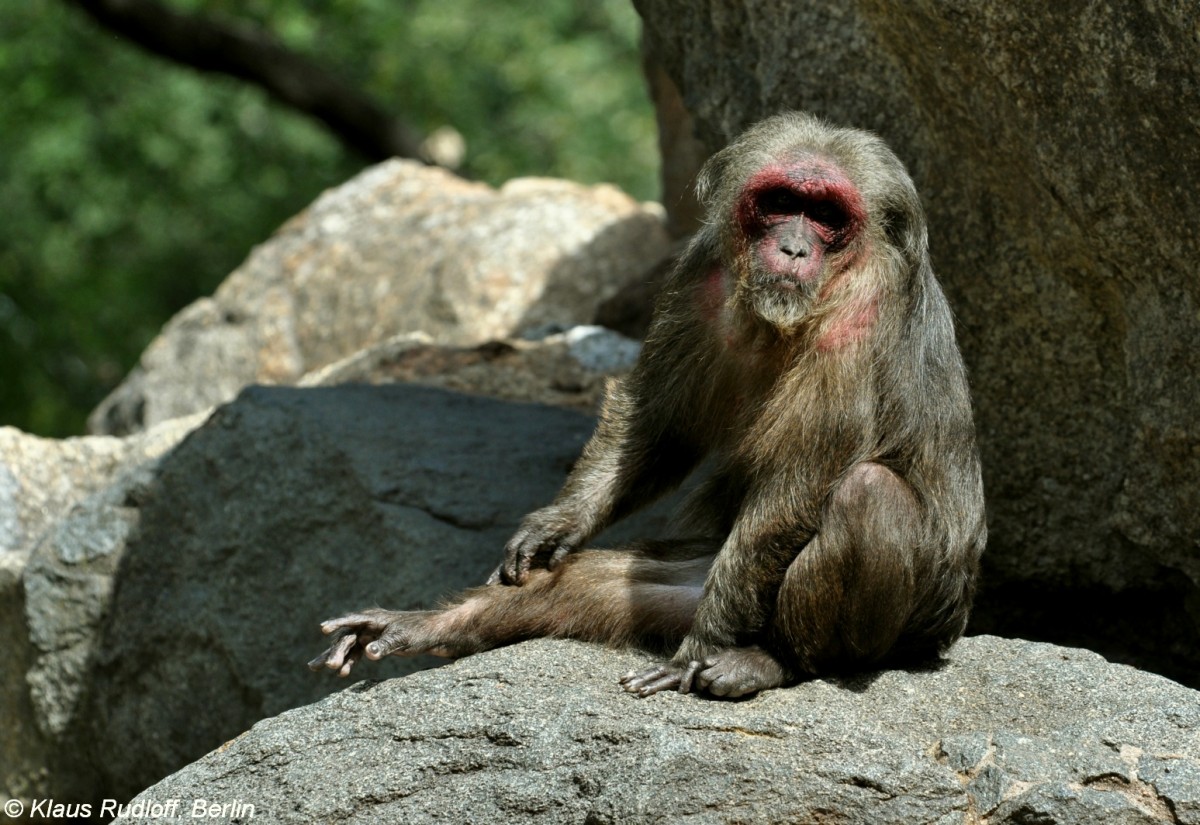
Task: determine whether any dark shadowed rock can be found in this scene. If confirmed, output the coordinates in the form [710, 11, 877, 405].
[89, 163, 669, 436]
[17, 384, 678, 803]
[633, 0, 1200, 684]
[122, 636, 1200, 824]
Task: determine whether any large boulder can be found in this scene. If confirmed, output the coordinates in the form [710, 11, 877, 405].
[0, 418, 202, 801]
[89, 162, 670, 436]
[10, 383, 677, 805]
[124, 636, 1200, 824]
[634, 0, 1200, 682]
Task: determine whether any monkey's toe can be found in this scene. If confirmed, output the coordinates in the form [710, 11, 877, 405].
[619, 668, 678, 697]
[695, 647, 789, 697]
[619, 661, 702, 697]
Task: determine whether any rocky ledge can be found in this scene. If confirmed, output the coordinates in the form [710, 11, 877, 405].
[126, 635, 1199, 825]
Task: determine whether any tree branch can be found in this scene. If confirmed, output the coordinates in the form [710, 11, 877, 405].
[65, 0, 427, 162]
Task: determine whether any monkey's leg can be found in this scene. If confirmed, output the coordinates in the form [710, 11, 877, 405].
[309, 542, 714, 677]
[771, 461, 922, 675]
[622, 462, 923, 698]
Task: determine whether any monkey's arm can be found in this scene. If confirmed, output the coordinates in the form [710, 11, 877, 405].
[499, 329, 708, 584]
[621, 478, 811, 696]
[680, 491, 808, 656]
[499, 240, 726, 585]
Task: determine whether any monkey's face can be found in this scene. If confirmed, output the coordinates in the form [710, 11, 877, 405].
[733, 158, 865, 327]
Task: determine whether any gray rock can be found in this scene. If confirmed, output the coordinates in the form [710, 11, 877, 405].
[298, 326, 640, 413]
[0, 417, 203, 802]
[559, 325, 642, 375]
[0, 428, 129, 559]
[123, 636, 1200, 824]
[15, 384, 678, 804]
[634, 0, 1200, 681]
[1139, 754, 1200, 825]
[89, 163, 670, 436]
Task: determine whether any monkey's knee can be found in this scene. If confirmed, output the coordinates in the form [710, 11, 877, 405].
[830, 462, 919, 526]
[773, 464, 926, 673]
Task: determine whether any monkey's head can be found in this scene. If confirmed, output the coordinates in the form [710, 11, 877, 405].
[697, 112, 926, 330]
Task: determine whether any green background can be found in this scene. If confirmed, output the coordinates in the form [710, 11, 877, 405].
[0, 0, 656, 436]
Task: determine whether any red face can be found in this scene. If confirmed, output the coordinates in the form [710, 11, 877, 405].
[735, 160, 865, 290]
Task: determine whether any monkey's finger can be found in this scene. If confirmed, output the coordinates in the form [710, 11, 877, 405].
[500, 555, 521, 585]
[320, 613, 381, 634]
[485, 563, 504, 586]
[500, 529, 533, 584]
[337, 647, 363, 678]
[547, 545, 572, 569]
[678, 660, 703, 694]
[509, 550, 535, 585]
[306, 632, 355, 671]
[365, 625, 410, 660]
[321, 633, 360, 671]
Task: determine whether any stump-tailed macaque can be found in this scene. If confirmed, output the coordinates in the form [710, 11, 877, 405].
[309, 112, 986, 698]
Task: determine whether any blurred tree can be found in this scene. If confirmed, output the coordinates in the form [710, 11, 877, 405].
[0, 0, 655, 436]
[66, 0, 427, 161]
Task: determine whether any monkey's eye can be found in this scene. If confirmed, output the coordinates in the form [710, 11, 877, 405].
[757, 189, 848, 231]
[805, 200, 848, 228]
[757, 188, 805, 216]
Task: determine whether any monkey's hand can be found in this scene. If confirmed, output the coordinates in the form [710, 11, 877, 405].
[306, 608, 439, 677]
[491, 506, 587, 585]
[620, 647, 790, 699]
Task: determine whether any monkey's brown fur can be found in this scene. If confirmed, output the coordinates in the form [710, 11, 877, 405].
[310, 113, 986, 698]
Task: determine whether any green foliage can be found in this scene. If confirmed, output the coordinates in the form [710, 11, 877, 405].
[0, 0, 655, 435]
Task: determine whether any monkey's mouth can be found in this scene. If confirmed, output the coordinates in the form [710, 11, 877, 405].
[753, 272, 806, 292]
[758, 248, 825, 284]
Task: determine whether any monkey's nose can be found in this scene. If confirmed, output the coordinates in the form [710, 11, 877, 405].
[780, 242, 809, 259]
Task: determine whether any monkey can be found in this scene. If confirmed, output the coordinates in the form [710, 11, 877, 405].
[308, 112, 986, 698]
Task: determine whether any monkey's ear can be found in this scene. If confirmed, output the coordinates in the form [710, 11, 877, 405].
[695, 144, 736, 206]
[882, 196, 928, 261]
[882, 205, 912, 249]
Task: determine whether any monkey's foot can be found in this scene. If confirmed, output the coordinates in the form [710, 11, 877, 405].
[690, 647, 790, 697]
[619, 660, 702, 697]
[307, 608, 445, 677]
[620, 646, 789, 698]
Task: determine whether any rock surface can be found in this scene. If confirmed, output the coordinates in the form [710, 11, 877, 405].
[634, 0, 1200, 683]
[0, 417, 203, 801]
[299, 326, 641, 412]
[89, 162, 670, 436]
[124, 636, 1200, 825]
[13, 384, 678, 804]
